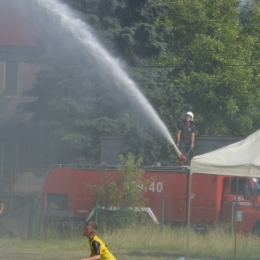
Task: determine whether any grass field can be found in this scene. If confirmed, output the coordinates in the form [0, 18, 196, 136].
[0, 225, 260, 260]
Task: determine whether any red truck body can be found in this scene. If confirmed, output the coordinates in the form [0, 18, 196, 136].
[41, 165, 260, 234]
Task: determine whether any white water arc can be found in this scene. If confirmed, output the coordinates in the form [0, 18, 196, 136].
[35, 0, 177, 149]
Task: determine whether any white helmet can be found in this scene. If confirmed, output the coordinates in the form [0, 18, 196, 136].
[186, 111, 194, 121]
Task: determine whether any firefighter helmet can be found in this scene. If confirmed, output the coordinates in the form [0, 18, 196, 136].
[186, 111, 194, 121]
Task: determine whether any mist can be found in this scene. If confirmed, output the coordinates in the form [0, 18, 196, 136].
[0, 0, 177, 168]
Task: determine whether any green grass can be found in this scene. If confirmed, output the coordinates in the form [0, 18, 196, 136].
[0, 225, 260, 260]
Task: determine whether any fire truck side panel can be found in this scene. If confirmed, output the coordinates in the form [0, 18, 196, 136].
[190, 174, 224, 223]
[42, 168, 72, 212]
[71, 169, 122, 218]
[41, 166, 260, 234]
[42, 167, 189, 221]
[70, 169, 100, 218]
[143, 171, 188, 222]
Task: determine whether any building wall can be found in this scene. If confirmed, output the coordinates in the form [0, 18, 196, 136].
[0, 61, 39, 121]
[0, 61, 39, 96]
[100, 136, 125, 165]
[0, 0, 40, 121]
[195, 136, 244, 155]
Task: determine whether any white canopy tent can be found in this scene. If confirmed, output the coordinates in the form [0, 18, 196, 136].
[186, 129, 260, 259]
[190, 129, 260, 177]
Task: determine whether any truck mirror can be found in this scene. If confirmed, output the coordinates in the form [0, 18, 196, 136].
[243, 184, 250, 200]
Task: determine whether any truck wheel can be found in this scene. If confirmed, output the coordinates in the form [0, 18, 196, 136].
[253, 221, 260, 236]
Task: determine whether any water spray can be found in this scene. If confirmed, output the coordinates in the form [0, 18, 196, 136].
[34, 0, 186, 164]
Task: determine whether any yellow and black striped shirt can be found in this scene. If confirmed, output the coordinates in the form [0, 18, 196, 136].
[89, 235, 116, 260]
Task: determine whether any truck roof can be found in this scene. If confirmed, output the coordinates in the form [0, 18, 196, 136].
[48, 164, 190, 173]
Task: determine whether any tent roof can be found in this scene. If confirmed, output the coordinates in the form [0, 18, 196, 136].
[190, 129, 260, 177]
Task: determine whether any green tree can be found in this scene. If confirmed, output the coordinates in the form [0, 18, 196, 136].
[240, 2, 260, 132]
[87, 153, 154, 226]
[19, 63, 133, 165]
[18, 12, 132, 165]
[19, 0, 188, 166]
[159, 0, 260, 135]
[239, 0, 260, 24]
[63, 0, 189, 163]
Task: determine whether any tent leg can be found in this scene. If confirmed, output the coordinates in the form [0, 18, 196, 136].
[234, 177, 238, 260]
[186, 172, 193, 259]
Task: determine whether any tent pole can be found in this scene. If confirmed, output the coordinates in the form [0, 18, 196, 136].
[186, 171, 192, 259]
[234, 177, 238, 260]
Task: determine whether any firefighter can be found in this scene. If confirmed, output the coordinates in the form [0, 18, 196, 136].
[176, 111, 196, 160]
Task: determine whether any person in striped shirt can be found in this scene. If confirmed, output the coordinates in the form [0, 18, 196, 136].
[81, 221, 116, 260]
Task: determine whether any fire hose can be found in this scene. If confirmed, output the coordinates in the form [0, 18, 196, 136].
[172, 142, 187, 165]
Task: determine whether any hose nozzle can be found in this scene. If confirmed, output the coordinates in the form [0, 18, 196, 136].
[172, 143, 187, 165]
[178, 153, 187, 165]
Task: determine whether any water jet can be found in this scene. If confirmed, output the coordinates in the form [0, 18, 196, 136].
[34, 0, 186, 164]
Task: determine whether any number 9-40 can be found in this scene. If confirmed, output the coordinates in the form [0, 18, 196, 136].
[148, 182, 163, 193]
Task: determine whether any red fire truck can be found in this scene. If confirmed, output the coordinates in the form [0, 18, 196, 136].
[41, 165, 260, 234]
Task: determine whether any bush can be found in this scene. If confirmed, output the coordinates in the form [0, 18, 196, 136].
[87, 153, 154, 227]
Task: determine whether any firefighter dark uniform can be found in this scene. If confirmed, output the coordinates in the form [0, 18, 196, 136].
[177, 119, 196, 159]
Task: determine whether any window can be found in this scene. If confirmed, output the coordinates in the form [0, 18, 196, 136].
[230, 178, 247, 195]
[47, 194, 68, 211]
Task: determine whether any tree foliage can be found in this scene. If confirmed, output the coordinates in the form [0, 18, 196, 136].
[17, 0, 260, 168]
[63, 0, 188, 162]
[159, 0, 260, 135]
[239, 0, 260, 24]
[19, 0, 187, 166]
[87, 153, 154, 226]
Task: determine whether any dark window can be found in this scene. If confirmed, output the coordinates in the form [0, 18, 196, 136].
[5, 61, 18, 96]
[47, 194, 68, 211]
[230, 178, 247, 195]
